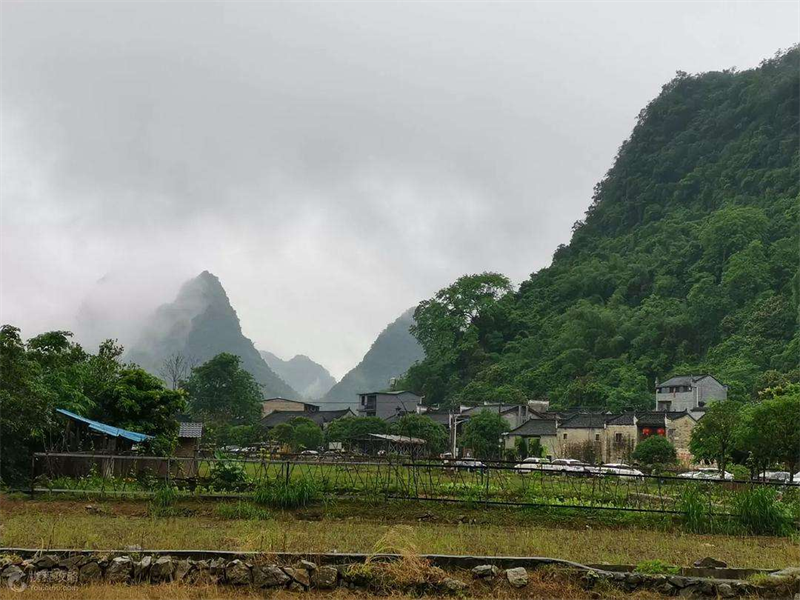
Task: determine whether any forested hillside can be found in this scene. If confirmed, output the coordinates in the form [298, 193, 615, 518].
[259, 350, 336, 399]
[126, 272, 299, 400]
[322, 308, 425, 407]
[402, 48, 799, 410]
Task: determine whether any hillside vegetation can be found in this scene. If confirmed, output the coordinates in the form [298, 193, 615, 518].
[402, 48, 799, 410]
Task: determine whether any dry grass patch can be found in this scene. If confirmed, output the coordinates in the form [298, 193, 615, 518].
[2, 497, 797, 569]
[0, 581, 671, 600]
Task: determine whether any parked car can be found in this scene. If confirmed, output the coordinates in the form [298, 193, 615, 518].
[599, 463, 645, 479]
[513, 456, 549, 473]
[762, 471, 792, 483]
[544, 458, 590, 475]
[453, 459, 485, 472]
[677, 468, 733, 481]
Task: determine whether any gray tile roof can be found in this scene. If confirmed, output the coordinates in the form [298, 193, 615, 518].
[260, 409, 352, 428]
[506, 419, 558, 437]
[178, 422, 204, 438]
[605, 413, 636, 426]
[657, 374, 720, 388]
[559, 413, 609, 429]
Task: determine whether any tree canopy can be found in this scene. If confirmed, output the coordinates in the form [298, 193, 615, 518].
[460, 410, 509, 459]
[184, 353, 263, 425]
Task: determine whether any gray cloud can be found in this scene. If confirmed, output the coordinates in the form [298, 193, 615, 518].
[1, 1, 797, 377]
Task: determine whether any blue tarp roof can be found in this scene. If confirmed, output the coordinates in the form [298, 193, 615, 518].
[56, 409, 153, 443]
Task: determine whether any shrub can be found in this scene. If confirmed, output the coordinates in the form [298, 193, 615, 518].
[632, 436, 676, 471]
[252, 478, 321, 509]
[209, 454, 251, 491]
[734, 486, 793, 536]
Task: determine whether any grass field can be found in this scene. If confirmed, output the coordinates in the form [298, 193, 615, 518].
[1, 497, 797, 569]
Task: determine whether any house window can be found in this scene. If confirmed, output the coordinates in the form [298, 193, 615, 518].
[595, 433, 600, 441]
[615, 433, 623, 443]
[563, 433, 567, 440]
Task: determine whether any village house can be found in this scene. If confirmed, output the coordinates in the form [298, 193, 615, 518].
[503, 418, 558, 457]
[460, 404, 531, 430]
[501, 409, 700, 465]
[357, 390, 422, 419]
[655, 374, 727, 412]
[260, 407, 356, 432]
[261, 397, 321, 418]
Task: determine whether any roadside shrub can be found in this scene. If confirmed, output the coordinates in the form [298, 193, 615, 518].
[252, 478, 321, 509]
[209, 454, 251, 491]
[215, 501, 272, 520]
[734, 486, 793, 536]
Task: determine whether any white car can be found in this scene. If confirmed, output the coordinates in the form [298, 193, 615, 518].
[543, 458, 590, 474]
[678, 468, 733, 481]
[599, 463, 645, 478]
[514, 457, 549, 473]
[763, 471, 791, 483]
[453, 459, 485, 471]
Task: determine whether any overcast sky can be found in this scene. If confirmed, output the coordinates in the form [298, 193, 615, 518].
[1, 1, 797, 378]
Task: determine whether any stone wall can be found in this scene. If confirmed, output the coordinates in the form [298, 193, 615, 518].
[1, 550, 797, 598]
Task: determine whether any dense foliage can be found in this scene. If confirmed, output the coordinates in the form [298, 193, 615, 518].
[631, 435, 677, 471]
[270, 417, 324, 452]
[0, 326, 186, 484]
[401, 48, 799, 410]
[687, 384, 800, 477]
[324, 416, 389, 447]
[184, 353, 263, 424]
[460, 410, 509, 459]
[392, 413, 448, 454]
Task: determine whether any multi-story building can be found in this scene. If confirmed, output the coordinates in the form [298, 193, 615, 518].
[655, 375, 727, 412]
[357, 390, 422, 419]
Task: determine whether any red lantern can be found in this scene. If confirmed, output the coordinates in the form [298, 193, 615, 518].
[642, 427, 652, 436]
[657, 428, 666, 436]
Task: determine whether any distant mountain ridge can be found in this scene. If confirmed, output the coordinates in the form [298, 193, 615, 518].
[321, 308, 424, 407]
[259, 350, 336, 400]
[126, 271, 299, 399]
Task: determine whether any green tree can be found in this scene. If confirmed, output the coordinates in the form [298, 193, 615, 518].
[0, 326, 57, 484]
[91, 367, 186, 449]
[290, 417, 324, 451]
[738, 384, 800, 481]
[324, 417, 388, 448]
[391, 414, 447, 455]
[268, 417, 324, 452]
[184, 353, 263, 424]
[689, 401, 741, 474]
[632, 436, 677, 472]
[460, 410, 509, 459]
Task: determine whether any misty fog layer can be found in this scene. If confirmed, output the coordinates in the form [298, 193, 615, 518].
[1, 1, 796, 377]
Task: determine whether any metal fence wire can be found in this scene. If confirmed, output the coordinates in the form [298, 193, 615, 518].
[31, 452, 795, 517]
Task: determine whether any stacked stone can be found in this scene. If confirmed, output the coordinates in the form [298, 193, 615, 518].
[1, 553, 798, 597]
